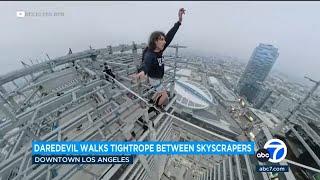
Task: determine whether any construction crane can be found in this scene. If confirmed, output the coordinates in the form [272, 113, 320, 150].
[168, 44, 187, 58]
[284, 76, 320, 123]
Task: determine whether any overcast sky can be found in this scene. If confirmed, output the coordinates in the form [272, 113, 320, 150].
[1, 1, 320, 83]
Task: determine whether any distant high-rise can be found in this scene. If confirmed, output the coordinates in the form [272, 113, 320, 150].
[237, 43, 279, 103]
[253, 86, 272, 109]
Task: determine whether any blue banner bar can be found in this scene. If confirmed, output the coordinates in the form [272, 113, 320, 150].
[32, 141, 255, 155]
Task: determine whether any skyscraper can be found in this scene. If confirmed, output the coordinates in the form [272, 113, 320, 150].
[237, 43, 279, 103]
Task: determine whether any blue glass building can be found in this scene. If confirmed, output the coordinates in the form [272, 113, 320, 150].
[237, 43, 279, 103]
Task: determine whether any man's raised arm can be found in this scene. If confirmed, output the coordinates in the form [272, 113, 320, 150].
[163, 8, 186, 51]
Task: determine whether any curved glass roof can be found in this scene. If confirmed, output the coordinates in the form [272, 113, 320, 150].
[174, 79, 214, 109]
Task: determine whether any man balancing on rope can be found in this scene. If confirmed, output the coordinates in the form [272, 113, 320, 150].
[135, 8, 186, 109]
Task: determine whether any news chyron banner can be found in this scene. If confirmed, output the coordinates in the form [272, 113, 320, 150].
[32, 141, 254, 164]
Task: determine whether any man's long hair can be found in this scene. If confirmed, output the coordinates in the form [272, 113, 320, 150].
[142, 31, 165, 63]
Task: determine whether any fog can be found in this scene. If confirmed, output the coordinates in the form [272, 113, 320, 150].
[1, 1, 320, 83]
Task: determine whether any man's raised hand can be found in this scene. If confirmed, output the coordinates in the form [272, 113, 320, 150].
[178, 8, 186, 23]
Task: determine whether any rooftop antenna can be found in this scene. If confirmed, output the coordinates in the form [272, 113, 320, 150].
[132, 41, 137, 54]
[45, 53, 51, 61]
[107, 45, 113, 54]
[68, 48, 73, 54]
[20, 61, 30, 68]
[284, 76, 320, 123]
[276, 75, 320, 132]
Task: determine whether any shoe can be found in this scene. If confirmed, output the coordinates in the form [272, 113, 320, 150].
[148, 107, 156, 113]
[155, 104, 166, 113]
[148, 99, 154, 104]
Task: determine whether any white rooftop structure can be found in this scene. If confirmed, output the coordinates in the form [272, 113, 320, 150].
[208, 76, 237, 102]
[176, 68, 192, 77]
[174, 79, 214, 109]
[249, 107, 282, 128]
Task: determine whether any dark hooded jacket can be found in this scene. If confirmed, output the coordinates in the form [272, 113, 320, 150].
[142, 21, 181, 79]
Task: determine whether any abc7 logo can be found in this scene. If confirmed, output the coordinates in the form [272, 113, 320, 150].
[256, 149, 270, 162]
[256, 139, 287, 163]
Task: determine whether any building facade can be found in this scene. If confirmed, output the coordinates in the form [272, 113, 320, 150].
[237, 43, 279, 103]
